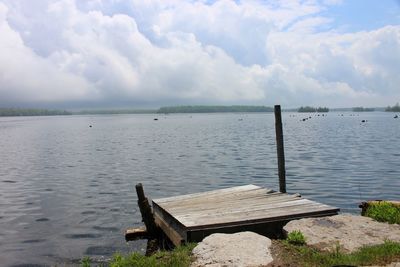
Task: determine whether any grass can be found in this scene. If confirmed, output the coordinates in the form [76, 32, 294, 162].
[81, 226, 400, 267]
[81, 243, 196, 267]
[364, 201, 400, 224]
[275, 240, 400, 267]
[286, 230, 306, 245]
[81, 256, 91, 267]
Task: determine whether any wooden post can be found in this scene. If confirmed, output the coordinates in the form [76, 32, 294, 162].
[135, 183, 159, 236]
[274, 105, 286, 193]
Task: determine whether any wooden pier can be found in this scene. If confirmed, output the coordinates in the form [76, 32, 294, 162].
[151, 184, 339, 245]
[126, 105, 340, 248]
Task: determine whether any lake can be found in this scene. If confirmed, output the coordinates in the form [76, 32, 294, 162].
[0, 112, 399, 266]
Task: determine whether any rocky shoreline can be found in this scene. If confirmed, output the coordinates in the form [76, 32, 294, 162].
[190, 214, 400, 267]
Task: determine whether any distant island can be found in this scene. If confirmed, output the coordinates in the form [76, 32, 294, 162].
[385, 103, 400, 112]
[157, 105, 274, 113]
[0, 108, 71, 117]
[352, 107, 375, 112]
[298, 106, 329, 113]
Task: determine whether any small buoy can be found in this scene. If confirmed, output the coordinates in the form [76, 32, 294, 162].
[89, 125, 92, 128]
[361, 120, 366, 123]
[302, 118, 306, 121]
[154, 118, 158, 121]
[395, 115, 398, 119]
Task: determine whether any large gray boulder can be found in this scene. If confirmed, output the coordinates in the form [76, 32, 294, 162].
[283, 214, 400, 253]
[191, 231, 273, 267]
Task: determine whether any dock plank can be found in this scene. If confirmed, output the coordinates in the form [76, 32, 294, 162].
[160, 190, 288, 209]
[167, 194, 302, 216]
[176, 200, 333, 227]
[155, 184, 262, 204]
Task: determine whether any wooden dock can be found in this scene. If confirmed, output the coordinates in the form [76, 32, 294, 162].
[126, 106, 340, 249]
[152, 184, 339, 245]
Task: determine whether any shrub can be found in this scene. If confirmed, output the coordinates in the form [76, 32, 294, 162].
[287, 230, 306, 245]
[365, 201, 400, 224]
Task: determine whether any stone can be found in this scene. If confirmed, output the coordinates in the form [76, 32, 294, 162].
[367, 262, 400, 267]
[191, 231, 273, 267]
[283, 214, 400, 253]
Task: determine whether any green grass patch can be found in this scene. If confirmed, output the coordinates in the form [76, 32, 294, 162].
[106, 243, 196, 267]
[365, 201, 400, 224]
[277, 240, 400, 267]
[81, 256, 91, 267]
[286, 230, 306, 245]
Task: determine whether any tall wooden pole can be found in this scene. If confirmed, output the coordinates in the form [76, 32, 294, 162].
[274, 105, 286, 193]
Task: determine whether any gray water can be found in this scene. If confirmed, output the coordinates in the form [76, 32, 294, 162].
[0, 112, 399, 266]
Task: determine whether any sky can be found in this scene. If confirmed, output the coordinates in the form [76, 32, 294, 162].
[0, 0, 399, 109]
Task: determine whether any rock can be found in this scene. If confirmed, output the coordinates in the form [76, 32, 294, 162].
[191, 231, 273, 267]
[367, 262, 400, 267]
[283, 214, 400, 253]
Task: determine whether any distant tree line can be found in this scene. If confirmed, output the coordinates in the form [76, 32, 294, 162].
[298, 106, 329, 113]
[0, 108, 71, 117]
[352, 107, 375, 112]
[157, 105, 274, 113]
[385, 103, 400, 112]
[75, 109, 157, 115]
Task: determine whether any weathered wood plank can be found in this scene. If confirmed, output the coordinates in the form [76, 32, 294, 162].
[178, 199, 334, 221]
[159, 189, 284, 210]
[152, 202, 186, 240]
[184, 205, 340, 228]
[125, 226, 149, 241]
[159, 187, 275, 205]
[166, 194, 302, 216]
[154, 184, 261, 204]
[154, 212, 185, 246]
[174, 198, 308, 220]
[186, 209, 338, 233]
[160, 192, 301, 213]
[177, 199, 334, 227]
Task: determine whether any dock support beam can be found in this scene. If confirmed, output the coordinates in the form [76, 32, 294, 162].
[135, 183, 161, 255]
[136, 183, 159, 236]
[274, 105, 286, 193]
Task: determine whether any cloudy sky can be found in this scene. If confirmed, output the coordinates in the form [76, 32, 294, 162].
[0, 0, 399, 109]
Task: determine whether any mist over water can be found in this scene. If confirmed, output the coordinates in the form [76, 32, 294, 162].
[0, 112, 399, 266]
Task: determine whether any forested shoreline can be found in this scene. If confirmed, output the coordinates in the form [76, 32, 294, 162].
[0, 108, 71, 116]
[157, 105, 274, 113]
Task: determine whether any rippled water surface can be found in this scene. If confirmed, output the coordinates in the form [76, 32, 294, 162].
[0, 113, 399, 266]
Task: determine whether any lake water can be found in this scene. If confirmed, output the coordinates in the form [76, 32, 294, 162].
[0, 112, 399, 266]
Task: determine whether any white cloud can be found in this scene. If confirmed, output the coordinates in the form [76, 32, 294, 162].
[0, 2, 96, 105]
[0, 0, 399, 108]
